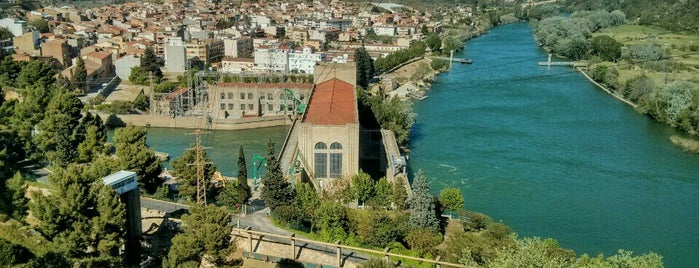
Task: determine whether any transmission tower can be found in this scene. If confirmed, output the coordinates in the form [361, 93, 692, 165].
[186, 129, 212, 204]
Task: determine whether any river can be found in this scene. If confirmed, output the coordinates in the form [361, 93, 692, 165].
[409, 23, 699, 267]
[109, 126, 289, 176]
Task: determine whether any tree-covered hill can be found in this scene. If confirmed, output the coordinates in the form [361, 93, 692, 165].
[564, 0, 699, 33]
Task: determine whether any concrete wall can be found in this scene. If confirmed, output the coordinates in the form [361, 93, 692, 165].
[96, 113, 291, 130]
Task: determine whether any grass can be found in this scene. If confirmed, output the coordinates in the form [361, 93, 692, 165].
[0, 219, 52, 256]
[595, 24, 699, 67]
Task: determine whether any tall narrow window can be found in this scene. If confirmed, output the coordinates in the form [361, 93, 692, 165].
[329, 142, 342, 178]
[314, 142, 327, 178]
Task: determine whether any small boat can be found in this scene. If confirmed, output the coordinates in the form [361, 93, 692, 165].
[460, 59, 473, 64]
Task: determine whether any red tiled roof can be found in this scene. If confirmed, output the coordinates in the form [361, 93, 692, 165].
[303, 78, 357, 125]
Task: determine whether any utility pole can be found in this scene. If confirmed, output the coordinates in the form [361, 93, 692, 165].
[187, 129, 212, 204]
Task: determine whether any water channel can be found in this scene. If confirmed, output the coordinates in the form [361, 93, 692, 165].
[408, 23, 699, 267]
[109, 125, 289, 176]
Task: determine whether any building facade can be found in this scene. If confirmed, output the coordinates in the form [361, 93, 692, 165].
[209, 82, 313, 119]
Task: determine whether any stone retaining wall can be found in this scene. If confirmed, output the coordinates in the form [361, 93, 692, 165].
[95, 113, 291, 130]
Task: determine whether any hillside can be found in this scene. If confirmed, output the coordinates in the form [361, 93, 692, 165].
[564, 0, 699, 33]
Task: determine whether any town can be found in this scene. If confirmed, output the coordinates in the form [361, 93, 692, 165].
[0, 0, 682, 267]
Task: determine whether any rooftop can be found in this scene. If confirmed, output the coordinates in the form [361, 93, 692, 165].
[303, 78, 357, 125]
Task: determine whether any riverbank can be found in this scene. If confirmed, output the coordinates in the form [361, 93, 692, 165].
[575, 67, 638, 108]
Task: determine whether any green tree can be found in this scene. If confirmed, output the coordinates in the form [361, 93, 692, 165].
[407, 170, 439, 232]
[171, 146, 216, 202]
[76, 122, 106, 163]
[16, 60, 56, 89]
[26, 252, 71, 268]
[237, 145, 251, 196]
[425, 33, 442, 52]
[216, 180, 250, 208]
[0, 55, 21, 87]
[238, 145, 248, 180]
[369, 177, 393, 207]
[128, 66, 149, 85]
[360, 258, 393, 268]
[164, 204, 236, 267]
[293, 182, 320, 229]
[28, 18, 49, 33]
[29, 164, 126, 264]
[371, 96, 416, 145]
[351, 170, 374, 206]
[591, 35, 622, 62]
[71, 57, 88, 94]
[315, 201, 348, 242]
[355, 47, 375, 89]
[133, 89, 149, 111]
[113, 126, 163, 194]
[0, 27, 12, 40]
[6, 172, 28, 219]
[260, 140, 294, 210]
[405, 227, 442, 255]
[392, 178, 408, 210]
[140, 47, 163, 82]
[439, 187, 464, 212]
[0, 238, 34, 266]
[34, 90, 84, 167]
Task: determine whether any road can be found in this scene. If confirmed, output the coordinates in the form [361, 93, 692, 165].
[139, 196, 370, 265]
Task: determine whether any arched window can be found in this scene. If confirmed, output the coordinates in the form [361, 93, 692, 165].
[329, 142, 342, 178]
[314, 142, 327, 178]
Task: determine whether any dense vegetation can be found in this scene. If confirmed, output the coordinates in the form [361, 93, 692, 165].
[532, 10, 627, 60]
[563, 0, 699, 33]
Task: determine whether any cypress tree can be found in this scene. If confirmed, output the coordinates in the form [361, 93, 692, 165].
[407, 170, 439, 232]
[237, 145, 251, 200]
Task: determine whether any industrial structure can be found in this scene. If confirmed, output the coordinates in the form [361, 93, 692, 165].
[101, 170, 142, 265]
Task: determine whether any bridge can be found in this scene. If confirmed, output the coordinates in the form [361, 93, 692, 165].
[431, 56, 472, 63]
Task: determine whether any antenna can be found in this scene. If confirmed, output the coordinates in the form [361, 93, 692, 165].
[186, 129, 212, 204]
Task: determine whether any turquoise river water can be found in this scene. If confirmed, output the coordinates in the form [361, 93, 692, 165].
[408, 23, 698, 267]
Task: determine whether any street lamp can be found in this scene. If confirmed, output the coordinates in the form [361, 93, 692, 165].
[251, 154, 266, 190]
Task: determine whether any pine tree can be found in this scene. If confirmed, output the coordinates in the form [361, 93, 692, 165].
[164, 204, 236, 267]
[407, 170, 439, 232]
[113, 126, 163, 194]
[71, 57, 88, 94]
[34, 90, 84, 167]
[6, 172, 28, 219]
[260, 140, 294, 210]
[171, 147, 216, 202]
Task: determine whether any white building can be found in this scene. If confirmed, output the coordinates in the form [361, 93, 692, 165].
[374, 26, 397, 36]
[254, 47, 290, 73]
[165, 37, 186, 73]
[288, 47, 323, 74]
[0, 18, 26, 38]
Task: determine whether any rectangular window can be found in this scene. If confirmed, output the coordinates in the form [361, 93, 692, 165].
[268, 93, 273, 100]
[248, 93, 254, 99]
[228, 103, 235, 110]
[240, 93, 245, 99]
[315, 153, 327, 178]
[248, 104, 254, 110]
[220, 103, 226, 110]
[240, 104, 246, 110]
[300, 94, 305, 100]
[220, 93, 226, 99]
[280, 93, 285, 100]
[329, 153, 342, 178]
[268, 104, 273, 111]
[228, 93, 234, 99]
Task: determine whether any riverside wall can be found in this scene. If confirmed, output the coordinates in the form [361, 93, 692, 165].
[95, 113, 291, 130]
